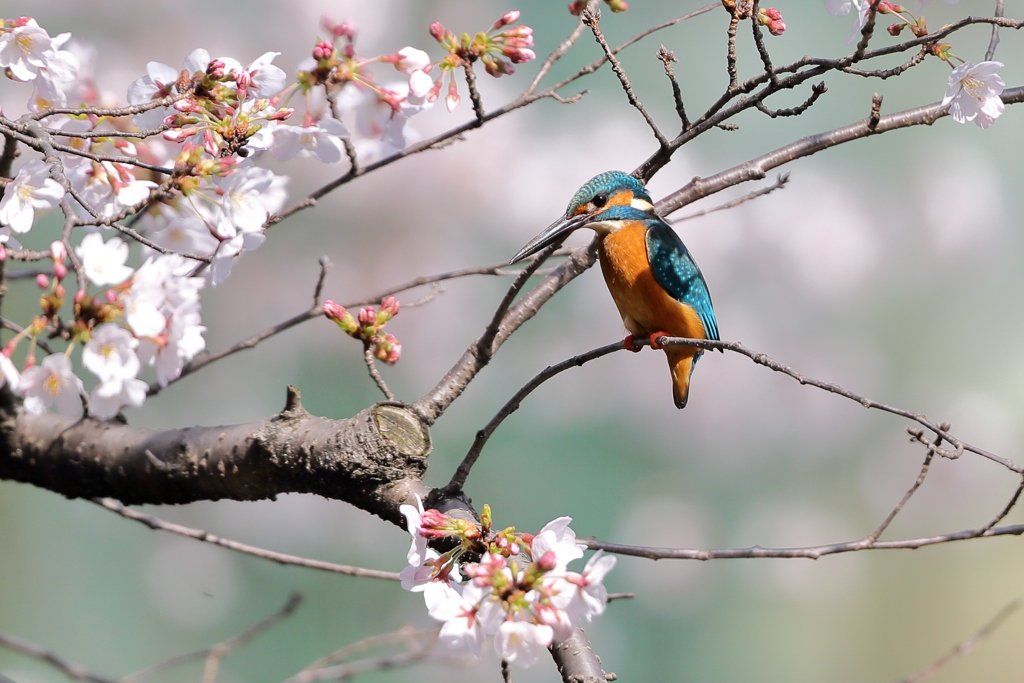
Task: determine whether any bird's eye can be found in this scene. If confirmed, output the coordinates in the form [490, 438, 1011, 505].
[592, 193, 609, 208]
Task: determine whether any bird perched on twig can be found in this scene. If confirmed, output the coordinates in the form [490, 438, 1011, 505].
[510, 171, 718, 408]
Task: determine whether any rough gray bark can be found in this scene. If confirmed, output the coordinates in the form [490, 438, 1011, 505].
[0, 386, 431, 526]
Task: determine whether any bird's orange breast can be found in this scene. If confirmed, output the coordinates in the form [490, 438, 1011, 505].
[597, 222, 707, 346]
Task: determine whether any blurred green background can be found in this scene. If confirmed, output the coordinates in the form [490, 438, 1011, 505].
[3, 1, 1024, 681]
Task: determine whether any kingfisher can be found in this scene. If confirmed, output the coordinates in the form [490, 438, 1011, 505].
[510, 171, 718, 409]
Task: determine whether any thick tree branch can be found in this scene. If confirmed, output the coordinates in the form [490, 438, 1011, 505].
[0, 387, 431, 526]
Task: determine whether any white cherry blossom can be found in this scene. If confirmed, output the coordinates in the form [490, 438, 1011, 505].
[76, 232, 134, 286]
[82, 323, 140, 383]
[531, 516, 585, 571]
[270, 117, 350, 163]
[89, 375, 147, 420]
[0, 159, 64, 233]
[18, 353, 84, 416]
[495, 621, 553, 668]
[942, 61, 1005, 129]
[127, 48, 211, 129]
[0, 19, 57, 81]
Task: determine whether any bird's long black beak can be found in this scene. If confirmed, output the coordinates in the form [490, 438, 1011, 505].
[509, 213, 590, 264]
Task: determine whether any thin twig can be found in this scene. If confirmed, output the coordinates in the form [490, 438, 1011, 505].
[864, 431, 939, 545]
[754, 81, 827, 118]
[0, 632, 116, 683]
[363, 344, 395, 401]
[725, 3, 742, 90]
[750, 0, 780, 86]
[985, 0, 1006, 61]
[982, 475, 1024, 532]
[285, 626, 438, 682]
[446, 340, 623, 493]
[93, 498, 401, 580]
[501, 659, 513, 683]
[656, 85, 1024, 215]
[895, 601, 1021, 683]
[585, 521, 1024, 560]
[477, 242, 559, 362]
[669, 173, 789, 223]
[463, 63, 486, 124]
[201, 594, 303, 683]
[313, 257, 330, 306]
[581, 9, 669, 147]
[657, 46, 689, 130]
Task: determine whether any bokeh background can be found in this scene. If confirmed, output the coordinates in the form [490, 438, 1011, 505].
[2, 1, 1024, 681]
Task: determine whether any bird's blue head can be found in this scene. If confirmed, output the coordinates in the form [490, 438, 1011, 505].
[510, 171, 654, 264]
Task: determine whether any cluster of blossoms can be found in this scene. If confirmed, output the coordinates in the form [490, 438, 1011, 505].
[323, 297, 401, 365]
[428, 11, 536, 111]
[718, 1, 786, 36]
[399, 499, 616, 667]
[0, 12, 534, 419]
[823, 0, 1005, 129]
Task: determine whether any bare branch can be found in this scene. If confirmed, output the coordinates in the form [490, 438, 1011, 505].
[656, 85, 1024, 216]
[581, 8, 669, 148]
[285, 626, 438, 683]
[896, 601, 1020, 683]
[656, 46, 689, 130]
[95, 498, 402, 580]
[463, 63, 486, 124]
[0, 632, 116, 683]
[202, 594, 303, 683]
[413, 241, 598, 424]
[650, 335, 1020, 473]
[668, 173, 789, 223]
[865, 431, 939, 545]
[363, 344, 396, 401]
[585, 522, 1024, 560]
[754, 81, 827, 118]
[446, 340, 623, 493]
[986, 0, 1006, 60]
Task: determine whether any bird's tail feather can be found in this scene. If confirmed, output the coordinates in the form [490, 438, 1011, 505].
[666, 349, 695, 410]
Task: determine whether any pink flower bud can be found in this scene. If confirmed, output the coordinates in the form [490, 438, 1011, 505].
[36, 274, 49, 289]
[768, 19, 786, 36]
[206, 59, 226, 79]
[568, 1, 587, 15]
[764, 7, 782, 21]
[105, 289, 117, 304]
[607, 0, 628, 11]
[536, 550, 558, 572]
[492, 10, 521, 30]
[876, 1, 899, 13]
[503, 46, 535, 64]
[313, 40, 335, 61]
[53, 284, 65, 299]
[393, 47, 431, 75]
[380, 296, 400, 319]
[429, 21, 448, 43]
[202, 129, 219, 156]
[358, 306, 376, 327]
[0, 245, 6, 261]
[162, 128, 193, 143]
[887, 22, 904, 36]
[53, 263, 67, 281]
[235, 70, 251, 101]
[445, 81, 460, 112]
[377, 334, 401, 365]
[74, 289, 85, 304]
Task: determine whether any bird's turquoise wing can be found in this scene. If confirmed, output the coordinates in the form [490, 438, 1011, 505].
[645, 219, 719, 342]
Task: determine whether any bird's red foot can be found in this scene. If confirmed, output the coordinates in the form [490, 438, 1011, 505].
[648, 331, 671, 350]
[623, 335, 642, 352]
